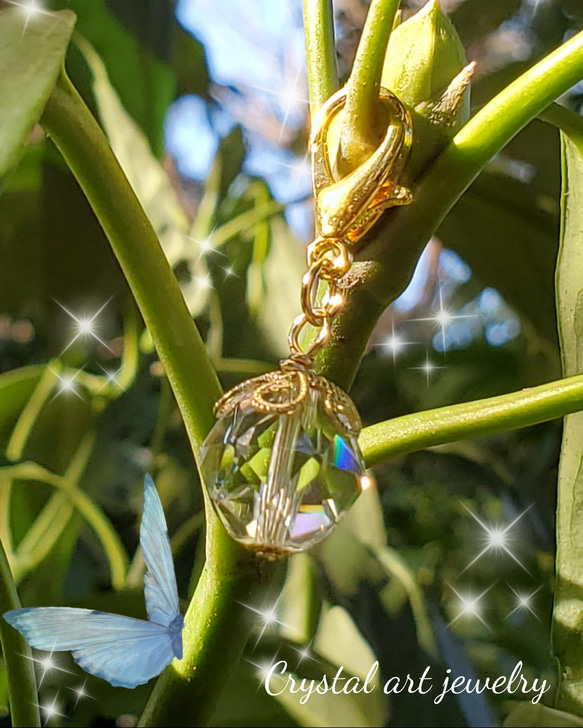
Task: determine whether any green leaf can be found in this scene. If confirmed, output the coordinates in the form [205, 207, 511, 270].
[0, 8, 75, 180]
[272, 605, 387, 728]
[437, 165, 559, 347]
[76, 38, 219, 318]
[256, 217, 304, 357]
[553, 129, 583, 715]
[504, 702, 583, 727]
[77, 37, 189, 257]
[56, 0, 175, 154]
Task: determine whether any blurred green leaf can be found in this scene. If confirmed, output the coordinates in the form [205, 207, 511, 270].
[0, 8, 75, 180]
[553, 130, 583, 715]
[256, 217, 304, 357]
[504, 702, 583, 727]
[77, 37, 189, 260]
[279, 553, 321, 645]
[53, 0, 175, 153]
[438, 165, 560, 351]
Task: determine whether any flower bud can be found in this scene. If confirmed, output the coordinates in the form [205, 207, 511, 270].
[381, 0, 474, 180]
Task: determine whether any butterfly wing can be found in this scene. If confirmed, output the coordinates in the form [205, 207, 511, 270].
[3, 607, 179, 689]
[141, 474, 180, 626]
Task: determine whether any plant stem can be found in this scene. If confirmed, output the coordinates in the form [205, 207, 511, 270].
[359, 373, 583, 467]
[6, 361, 60, 462]
[338, 0, 401, 173]
[540, 102, 583, 155]
[0, 460, 128, 589]
[302, 0, 338, 112]
[0, 539, 40, 727]
[41, 72, 271, 726]
[318, 28, 583, 390]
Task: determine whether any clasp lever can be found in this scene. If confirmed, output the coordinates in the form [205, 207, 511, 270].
[311, 86, 413, 244]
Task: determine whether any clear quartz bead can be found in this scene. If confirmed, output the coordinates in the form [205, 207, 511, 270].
[200, 373, 365, 557]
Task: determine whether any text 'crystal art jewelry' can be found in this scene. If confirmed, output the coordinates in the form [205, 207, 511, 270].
[201, 86, 413, 558]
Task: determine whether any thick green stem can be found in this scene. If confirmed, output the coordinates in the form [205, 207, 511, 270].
[360, 373, 583, 467]
[0, 539, 40, 727]
[302, 0, 339, 112]
[338, 0, 401, 173]
[319, 28, 583, 390]
[41, 73, 269, 726]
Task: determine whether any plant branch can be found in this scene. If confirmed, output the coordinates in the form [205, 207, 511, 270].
[338, 0, 401, 173]
[0, 539, 40, 727]
[302, 0, 339, 113]
[41, 72, 271, 726]
[318, 28, 583, 390]
[359, 373, 583, 467]
[540, 102, 583, 155]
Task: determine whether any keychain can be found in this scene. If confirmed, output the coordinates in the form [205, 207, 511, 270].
[200, 86, 413, 558]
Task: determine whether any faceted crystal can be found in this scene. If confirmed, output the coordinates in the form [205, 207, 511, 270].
[200, 381, 365, 556]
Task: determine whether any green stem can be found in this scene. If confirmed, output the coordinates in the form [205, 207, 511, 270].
[360, 373, 583, 467]
[0, 539, 40, 727]
[540, 102, 583, 155]
[41, 71, 269, 726]
[6, 361, 60, 462]
[0, 461, 128, 589]
[319, 28, 583, 390]
[302, 0, 339, 112]
[12, 432, 94, 583]
[338, 0, 401, 173]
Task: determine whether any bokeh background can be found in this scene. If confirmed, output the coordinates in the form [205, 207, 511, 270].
[1, 0, 583, 725]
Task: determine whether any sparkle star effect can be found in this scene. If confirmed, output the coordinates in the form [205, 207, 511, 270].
[273, 151, 312, 200]
[506, 585, 542, 621]
[56, 299, 114, 355]
[190, 273, 214, 291]
[247, 65, 310, 142]
[378, 319, 414, 364]
[292, 642, 314, 666]
[68, 679, 93, 707]
[246, 654, 282, 693]
[184, 234, 227, 265]
[447, 583, 493, 629]
[22, 645, 73, 687]
[48, 367, 85, 403]
[98, 364, 125, 392]
[5, 0, 54, 38]
[35, 694, 66, 726]
[460, 503, 533, 575]
[412, 285, 477, 353]
[220, 264, 239, 280]
[239, 594, 295, 646]
[412, 352, 443, 386]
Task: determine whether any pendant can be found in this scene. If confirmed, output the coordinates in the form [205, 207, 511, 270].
[200, 362, 365, 558]
[200, 85, 413, 558]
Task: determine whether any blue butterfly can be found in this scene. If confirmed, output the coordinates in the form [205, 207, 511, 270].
[3, 474, 184, 689]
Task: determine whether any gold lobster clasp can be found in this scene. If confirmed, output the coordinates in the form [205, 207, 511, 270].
[310, 86, 413, 244]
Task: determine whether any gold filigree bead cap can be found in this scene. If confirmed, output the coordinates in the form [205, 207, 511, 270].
[200, 369, 365, 558]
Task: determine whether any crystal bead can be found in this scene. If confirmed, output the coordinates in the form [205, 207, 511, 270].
[200, 368, 365, 557]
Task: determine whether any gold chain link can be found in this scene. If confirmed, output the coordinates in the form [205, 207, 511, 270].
[287, 84, 413, 366]
[288, 237, 351, 360]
